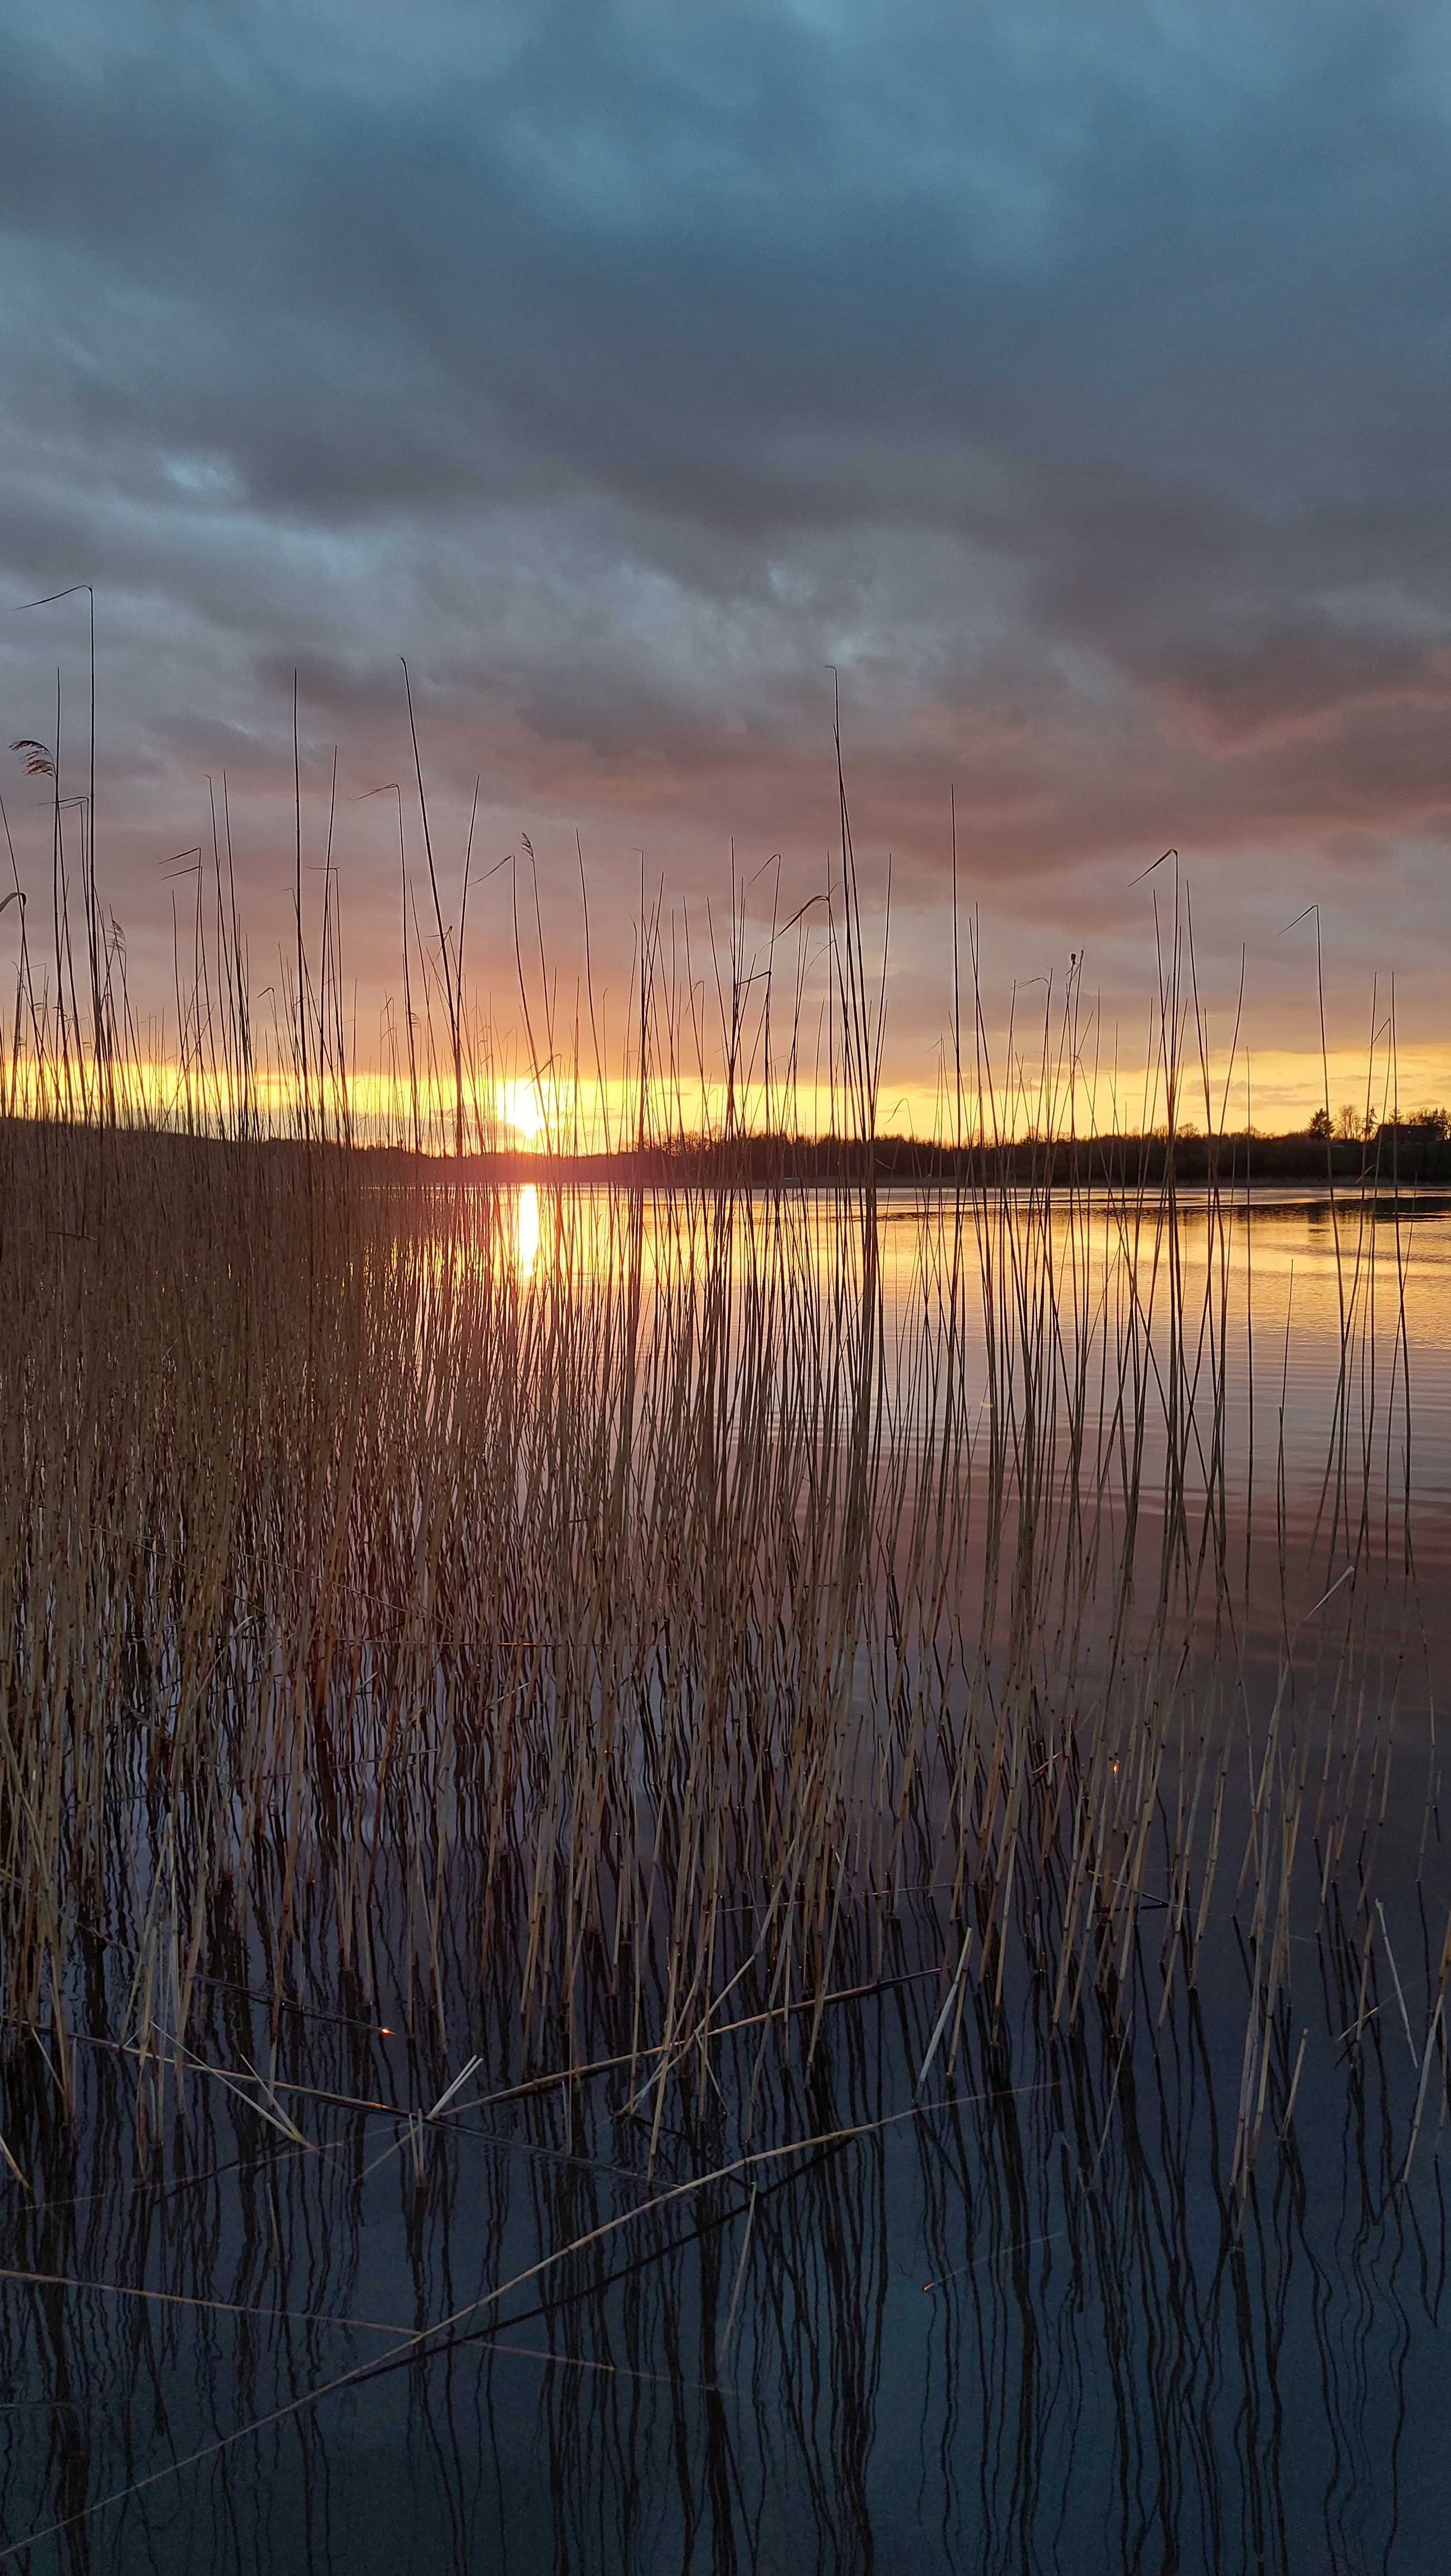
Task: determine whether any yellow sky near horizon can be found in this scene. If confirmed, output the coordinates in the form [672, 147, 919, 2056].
[8, 1037, 1447, 1148]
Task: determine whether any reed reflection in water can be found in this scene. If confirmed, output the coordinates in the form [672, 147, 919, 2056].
[1, 1919, 1445, 2574]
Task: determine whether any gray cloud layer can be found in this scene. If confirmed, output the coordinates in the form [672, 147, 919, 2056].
[1, 0, 1449, 1077]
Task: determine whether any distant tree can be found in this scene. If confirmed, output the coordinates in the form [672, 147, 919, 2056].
[1308, 1106, 1333, 1141]
[1336, 1102, 1364, 1141]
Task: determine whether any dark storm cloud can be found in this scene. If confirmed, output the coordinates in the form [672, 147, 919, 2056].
[1, 0, 1450, 1053]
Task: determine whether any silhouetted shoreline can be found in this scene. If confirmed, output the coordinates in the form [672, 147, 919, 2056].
[359, 1128, 1451, 1191]
[12, 1116, 1451, 1192]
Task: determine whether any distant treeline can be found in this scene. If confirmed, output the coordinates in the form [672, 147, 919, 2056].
[351, 1124, 1451, 1191]
[13, 1115, 1451, 1192]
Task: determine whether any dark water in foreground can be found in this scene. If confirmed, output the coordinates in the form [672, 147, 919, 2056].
[4, 1188, 1451, 2572]
[4, 1916, 1450, 2573]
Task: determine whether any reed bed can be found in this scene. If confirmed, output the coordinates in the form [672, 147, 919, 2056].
[0, 750, 1447, 2562]
[0, 1108, 1435, 2177]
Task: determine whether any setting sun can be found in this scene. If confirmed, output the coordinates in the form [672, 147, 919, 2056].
[496, 1077, 546, 1142]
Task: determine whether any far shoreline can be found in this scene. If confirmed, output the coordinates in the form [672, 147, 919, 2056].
[10, 1115, 1451, 1196]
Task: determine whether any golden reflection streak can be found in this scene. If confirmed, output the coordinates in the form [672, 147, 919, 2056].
[460, 1181, 1451, 1364]
[515, 1182, 541, 1280]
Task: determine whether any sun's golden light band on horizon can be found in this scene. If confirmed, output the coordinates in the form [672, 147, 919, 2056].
[4, 1042, 1449, 1148]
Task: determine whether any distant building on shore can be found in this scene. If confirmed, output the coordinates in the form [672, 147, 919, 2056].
[1371, 1110, 1450, 1177]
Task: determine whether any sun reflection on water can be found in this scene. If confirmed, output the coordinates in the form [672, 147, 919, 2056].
[515, 1182, 541, 1280]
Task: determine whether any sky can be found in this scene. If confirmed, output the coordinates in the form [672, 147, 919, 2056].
[2, 0, 1450, 1131]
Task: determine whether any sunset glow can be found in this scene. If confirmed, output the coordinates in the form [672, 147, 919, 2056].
[8, 8, 1451, 2558]
[496, 1078, 546, 1143]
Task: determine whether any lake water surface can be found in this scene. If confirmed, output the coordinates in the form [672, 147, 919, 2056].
[3, 1183, 1451, 2572]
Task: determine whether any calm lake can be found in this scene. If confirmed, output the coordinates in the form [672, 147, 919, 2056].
[3, 1179, 1450, 2573]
